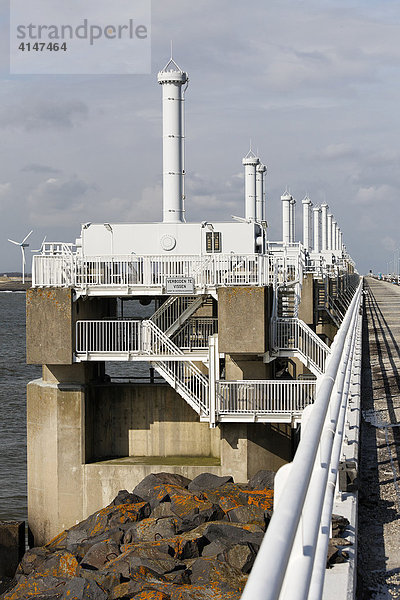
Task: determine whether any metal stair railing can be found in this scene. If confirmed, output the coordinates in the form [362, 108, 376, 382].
[171, 317, 218, 350]
[142, 320, 209, 416]
[150, 295, 205, 336]
[275, 319, 330, 375]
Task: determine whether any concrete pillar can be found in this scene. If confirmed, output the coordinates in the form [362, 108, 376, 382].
[302, 196, 312, 251]
[0, 521, 25, 577]
[313, 206, 321, 253]
[281, 192, 292, 244]
[321, 203, 329, 251]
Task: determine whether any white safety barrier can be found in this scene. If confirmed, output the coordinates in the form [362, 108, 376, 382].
[275, 318, 330, 375]
[33, 253, 271, 290]
[241, 280, 362, 600]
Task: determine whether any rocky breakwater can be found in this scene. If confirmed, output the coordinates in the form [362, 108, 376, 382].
[1, 471, 275, 600]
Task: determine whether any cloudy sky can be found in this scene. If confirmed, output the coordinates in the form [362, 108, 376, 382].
[0, 0, 399, 274]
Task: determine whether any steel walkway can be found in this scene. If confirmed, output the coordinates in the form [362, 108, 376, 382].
[359, 278, 400, 598]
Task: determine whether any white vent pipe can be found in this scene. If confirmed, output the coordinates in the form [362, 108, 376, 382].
[256, 163, 267, 221]
[158, 58, 188, 223]
[290, 197, 296, 243]
[320, 203, 329, 251]
[243, 151, 260, 220]
[302, 196, 312, 251]
[313, 206, 321, 253]
[281, 192, 292, 244]
[327, 214, 333, 250]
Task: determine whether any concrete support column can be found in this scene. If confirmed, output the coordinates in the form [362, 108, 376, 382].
[302, 196, 312, 251]
[281, 192, 292, 244]
[313, 206, 321, 253]
[321, 203, 329, 251]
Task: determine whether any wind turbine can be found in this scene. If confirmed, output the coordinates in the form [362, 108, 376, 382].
[8, 230, 33, 283]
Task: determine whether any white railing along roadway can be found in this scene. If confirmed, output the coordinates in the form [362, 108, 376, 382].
[241, 280, 362, 600]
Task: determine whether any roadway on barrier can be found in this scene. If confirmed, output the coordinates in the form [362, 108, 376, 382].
[359, 278, 400, 598]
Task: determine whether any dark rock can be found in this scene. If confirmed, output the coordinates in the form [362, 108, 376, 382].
[331, 514, 349, 538]
[123, 517, 180, 544]
[1, 575, 67, 599]
[225, 505, 267, 529]
[60, 576, 108, 599]
[131, 592, 171, 600]
[80, 540, 120, 570]
[200, 521, 264, 547]
[75, 528, 125, 560]
[188, 556, 247, 592]
[248, 470, 275, 490]
[223, 543, 256, 573]
[109, 490, 144, 506]
[201, 539, 229, 557]
[15, 547, 50, 578]
[151, 502, 176, 519]
[188, 473, 233, 492]
[133, 474, 190, 506]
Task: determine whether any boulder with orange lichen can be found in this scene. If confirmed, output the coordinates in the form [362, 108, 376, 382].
[1, 472, 276, 600]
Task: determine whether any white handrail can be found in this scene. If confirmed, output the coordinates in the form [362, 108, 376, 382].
[32, 253, 271, 289]
[275, 318, 330, 374]
[216, 380, 315, 416]
[241, 280, 362, 600]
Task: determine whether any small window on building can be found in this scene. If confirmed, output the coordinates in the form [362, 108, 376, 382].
[206, 231, 222, 253]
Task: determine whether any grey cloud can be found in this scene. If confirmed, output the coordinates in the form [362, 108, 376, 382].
[0, 100, 89, 131]
[21, 163, 61, 174]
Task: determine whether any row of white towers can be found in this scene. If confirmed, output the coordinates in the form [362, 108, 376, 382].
[242, 150, 267, 221]
[282, 193, 344, 252]
[302, 197, 343, 252]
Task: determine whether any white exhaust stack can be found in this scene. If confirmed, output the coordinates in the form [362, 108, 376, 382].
[313, 205, 321, 252]
[339, 230, 343, 252]
[256, 163, 267, 221]
[332, 220, 338, 250]
[281, 191, 292, 244]
[158, 57, 188, 223]
[320, 203, 328, 251]
[290, 196, 296, 243]
[327, 213, 333, 250]
[302, 195, 312, 251]
[243, 150, 260, 220]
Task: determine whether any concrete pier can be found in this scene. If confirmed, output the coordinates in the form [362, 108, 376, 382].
[359, 278, 400, 596]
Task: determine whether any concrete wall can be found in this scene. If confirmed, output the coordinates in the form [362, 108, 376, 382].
[26, 288, 116, 365]
[85, 384, 220, 461]
[218, 287, 272, 354]
[298, 273, 314, 325]
[27, 379, 293, 546]
[26, 288, 74, 364]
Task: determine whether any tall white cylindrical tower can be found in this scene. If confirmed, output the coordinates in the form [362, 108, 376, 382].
[321, 203, 329, 251]
[302, 196, 312, 251]
[158, 58, 188, 223]
[281, 192, 292, 244]
[243, 151, 260, 220]
[338, 230, 343, 252]
[327, 213, 333, 250]
[290, 197, 296, 243]
[332, 220, 338, 250]
[256, 163, 267, 221]
[313, 206, 321, 253]
[336, 226, 341, 252]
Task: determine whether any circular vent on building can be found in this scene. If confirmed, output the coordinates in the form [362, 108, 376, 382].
[160, 234, 176, 251]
